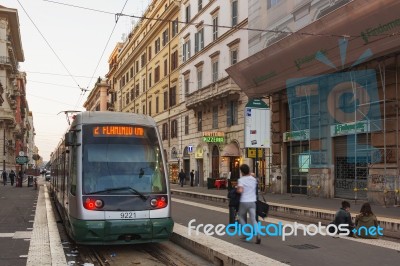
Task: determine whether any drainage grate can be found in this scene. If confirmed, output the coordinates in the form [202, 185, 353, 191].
[289, 244, 320, 250]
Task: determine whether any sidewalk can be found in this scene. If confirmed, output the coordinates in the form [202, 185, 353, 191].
[170, 183, 400, 238]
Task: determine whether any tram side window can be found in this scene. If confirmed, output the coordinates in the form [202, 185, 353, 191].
[70, 146, 78, 195]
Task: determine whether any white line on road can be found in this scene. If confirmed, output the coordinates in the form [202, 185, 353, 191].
[172, 198, 400, 251]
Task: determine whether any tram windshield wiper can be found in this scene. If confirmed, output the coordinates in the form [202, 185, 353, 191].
[87, 187, 148, 200]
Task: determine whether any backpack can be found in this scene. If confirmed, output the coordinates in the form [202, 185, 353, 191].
[227, 188, 241, 209]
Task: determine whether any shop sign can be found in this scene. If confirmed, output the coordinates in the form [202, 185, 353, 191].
[283, 129, 310, 142]
[246, 148, 263, 158]
[16, 156, 29, 164]
[331, 121, 370, 136]
[195, 146, 203, 159]
[202, 131, 225, 143]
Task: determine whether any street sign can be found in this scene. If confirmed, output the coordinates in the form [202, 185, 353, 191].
[245, 99, 271, 148]
[16, 156, 29, 165]
[188, 145, 193, 153]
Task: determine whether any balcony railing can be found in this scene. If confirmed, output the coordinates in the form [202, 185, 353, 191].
[186, 77, 241, 109]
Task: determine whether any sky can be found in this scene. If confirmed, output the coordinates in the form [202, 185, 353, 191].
[2, 0, 151, 162]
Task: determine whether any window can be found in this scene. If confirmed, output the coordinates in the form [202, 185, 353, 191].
[163, 91, 168, 110]
[213, 16, 218, 41]
[141, 53, 147, 68]
[130, 88, 134, 101]
[155, 38, 161, 54]
[130, 67, 134, 79]
[162, 123, 168, 140]
[172, 18, 179, 37]
[183, 39, 191, 62]
[164, 59, 168, 76]
[197, 68, 202, 89]
[268, 0, 281, 9]
[185, 115, 189, 135]
[142, 104, 146, 115]
[171, 119, 178, 138]
[169, 86, 176, 107]
[197, 111, 202, 131]
[185, 5, 191, 23]
[142, 78, 146, 93]
[148, 100, 152, 116]
[135, 61, 139, 73]
[232, 0, 238, 26]
[135, 84, 139, 97]
[155, 66, 160, 83]
[171, 51, 178, 70]
[227, 101, 238, 126]
[148, 46, 152, 61]
[230, 49, 238, 65]
[149, 72, 152, 88]
[156, 96, 159, 113]
[194, 28, 204, 53]
[184, 77, 190, 95]
[162, 29, 169, 46]
[212, 60, 219, 82]
[212, 106, 218, 129]
[198, 0, 202, 11]
[125, 93, 129, 104]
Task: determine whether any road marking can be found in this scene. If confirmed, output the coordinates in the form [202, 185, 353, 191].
[0, 233, 14, 237]
[172, 198, 400, 251]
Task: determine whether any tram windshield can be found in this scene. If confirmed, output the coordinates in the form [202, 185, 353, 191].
[82, 125, 167, 195]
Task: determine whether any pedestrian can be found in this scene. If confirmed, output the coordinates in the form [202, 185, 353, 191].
[355, 203, 379, 239]
[332, 200, 355, 236]
[18, 170, 24, 187]
[9, 170, 15, 186]
[236, 164, 261, 244]
[2, 170, 7, 186]
[190, 170, 195, 187]
[178, 169, 186, 187]
[227, 185, 241, 225]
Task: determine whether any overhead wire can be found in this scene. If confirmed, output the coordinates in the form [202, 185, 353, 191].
[42, 0, 400, 39]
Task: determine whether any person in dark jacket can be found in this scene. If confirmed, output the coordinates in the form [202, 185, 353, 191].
[178, 169, 186, 187]
[334, 200, 354, 236]
[2, 170, 7, 186]
[355, 203, 379, 239]
[9, 170, 16, 186]
[228, 186, 240, 225]
[190, 170, 195, 187]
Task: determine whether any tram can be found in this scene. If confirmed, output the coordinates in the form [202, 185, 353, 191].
[49, 111, 174, 245]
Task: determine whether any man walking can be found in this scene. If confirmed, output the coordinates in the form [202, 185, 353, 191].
[190, 170, 195, 187]
[2, 170, 7, 186]
[9, 170, 15, 186]
[178, 169, 186, 187]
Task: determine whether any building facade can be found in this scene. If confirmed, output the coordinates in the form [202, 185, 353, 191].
[228, 0, 400, 205]
[0, 6, 33, 173]
[83, 77, 110, 111]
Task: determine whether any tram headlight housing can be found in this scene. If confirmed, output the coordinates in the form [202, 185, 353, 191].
[150, 196, 167, 209]
[84, 198, 104, 210]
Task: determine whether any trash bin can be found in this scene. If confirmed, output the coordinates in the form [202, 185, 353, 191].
[28, 176, 33, 187]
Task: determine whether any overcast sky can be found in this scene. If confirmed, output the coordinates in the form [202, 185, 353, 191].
[2, 0, 151, 162]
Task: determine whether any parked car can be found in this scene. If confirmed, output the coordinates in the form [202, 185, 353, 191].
[45, 173, 51, 182]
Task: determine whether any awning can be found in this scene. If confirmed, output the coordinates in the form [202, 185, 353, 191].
[221, 143, 240, 157]
[226, 0, 400, 98]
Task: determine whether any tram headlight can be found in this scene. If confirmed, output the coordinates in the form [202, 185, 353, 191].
[84, 198, 104, 210]
[150, 196, 167, 209]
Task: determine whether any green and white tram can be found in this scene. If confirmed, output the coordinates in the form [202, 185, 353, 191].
[50, 111, 174, 245]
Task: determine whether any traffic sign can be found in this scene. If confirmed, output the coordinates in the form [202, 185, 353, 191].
[16, 156, 29, 165]
[19, 151, 24, 156]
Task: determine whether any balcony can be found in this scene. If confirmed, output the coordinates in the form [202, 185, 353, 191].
[186, 77, 241, 109]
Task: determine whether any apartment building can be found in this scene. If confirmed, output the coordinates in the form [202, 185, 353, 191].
[228, 0, 400, 204]
[0, 6, 33, 172]
[178, 0, 251, 186]
[83, 77, 110, 111]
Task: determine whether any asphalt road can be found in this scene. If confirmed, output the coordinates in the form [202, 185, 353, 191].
[171, 195, 399, 266]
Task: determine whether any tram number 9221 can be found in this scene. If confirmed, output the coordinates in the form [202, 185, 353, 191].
[121, 212, 136, 219]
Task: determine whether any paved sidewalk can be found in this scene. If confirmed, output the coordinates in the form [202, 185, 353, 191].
[170, 184, 400, 219]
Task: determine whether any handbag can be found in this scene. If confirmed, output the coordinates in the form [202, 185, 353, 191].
[256, 183, 269, 219]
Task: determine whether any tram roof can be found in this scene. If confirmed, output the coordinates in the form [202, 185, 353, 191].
[71, 111, 157, 127]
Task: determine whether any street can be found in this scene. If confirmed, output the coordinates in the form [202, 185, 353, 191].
[171, 194, 399, 266]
